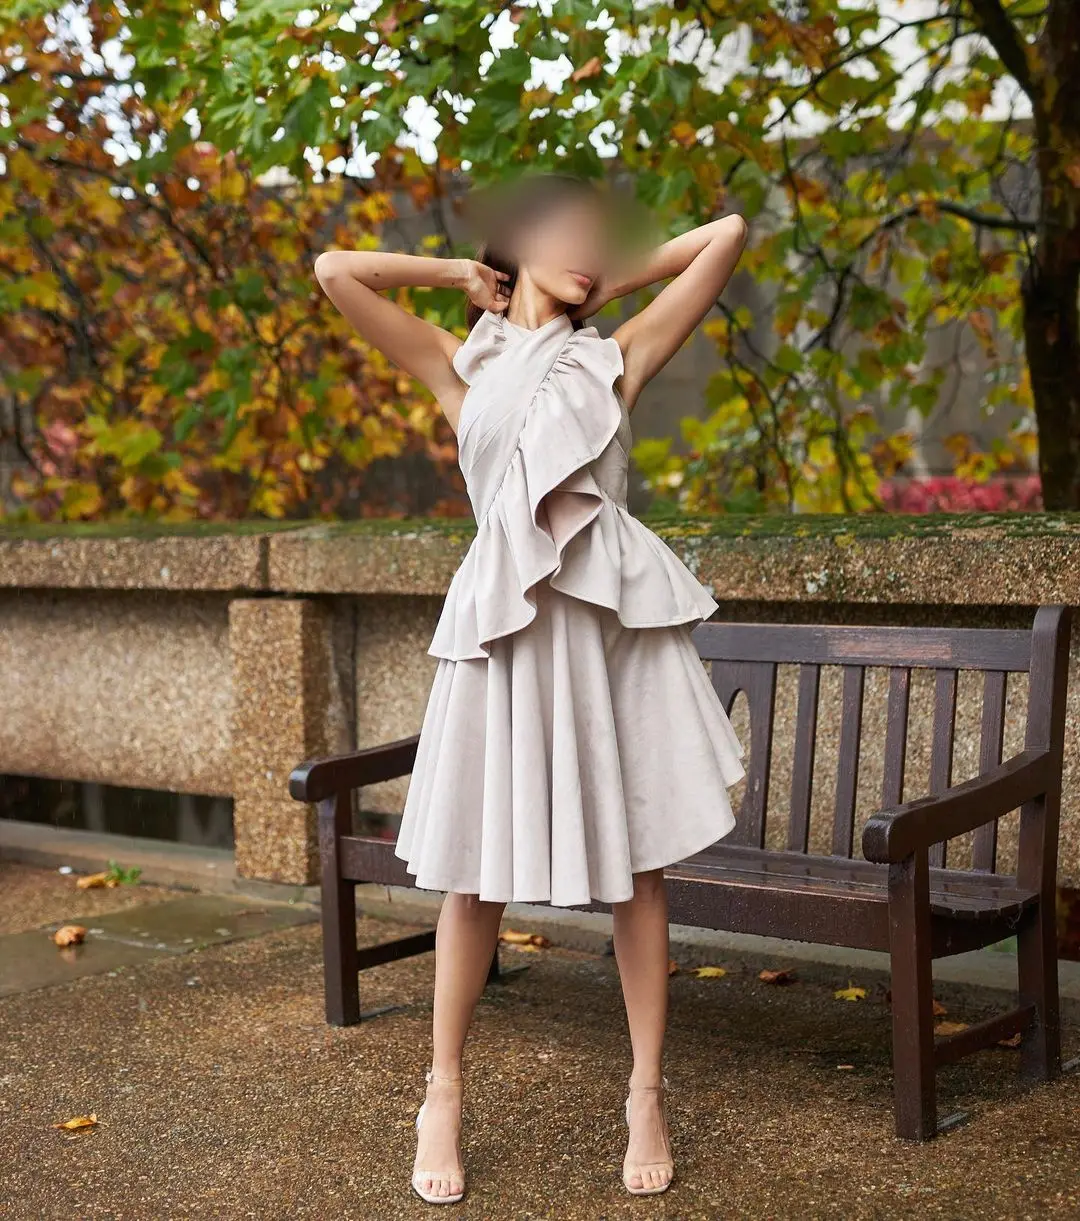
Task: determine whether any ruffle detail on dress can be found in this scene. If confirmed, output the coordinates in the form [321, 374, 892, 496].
[451, 309, 508, 385]
[429, 321, 719, 662]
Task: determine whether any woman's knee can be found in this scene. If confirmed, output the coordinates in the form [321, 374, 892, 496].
[629, 867, 667, 904]
[447, 891, 505, 918]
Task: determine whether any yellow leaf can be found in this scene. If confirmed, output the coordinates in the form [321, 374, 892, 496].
[53, 1113, 99, 1131]
[834, 982, 867, 1002]
[693, 965, 727, 978]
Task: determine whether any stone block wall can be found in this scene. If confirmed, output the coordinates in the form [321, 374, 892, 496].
[3, 516, 1080, 888]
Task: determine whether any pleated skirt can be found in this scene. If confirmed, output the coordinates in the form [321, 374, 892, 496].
[393, 578, 746, 907]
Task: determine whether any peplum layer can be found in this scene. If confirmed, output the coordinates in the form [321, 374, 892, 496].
[429, 322, 719, 662]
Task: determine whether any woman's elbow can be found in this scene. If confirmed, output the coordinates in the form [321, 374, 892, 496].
[726, 214, 749, 249]
[313, 250, 341, 286]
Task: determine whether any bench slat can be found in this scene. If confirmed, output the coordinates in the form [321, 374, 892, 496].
[833, 665, 865, 857]
[711, 660, 776, 849]
[929, 669, 958, 869]
[692, 622, 1033, 671]
[973, 670, 1007, 872]
[787, 664, 819, 852]
[882, 666, 911, 809]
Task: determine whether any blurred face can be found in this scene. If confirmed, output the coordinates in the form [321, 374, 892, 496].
[514, 195, 608, 306]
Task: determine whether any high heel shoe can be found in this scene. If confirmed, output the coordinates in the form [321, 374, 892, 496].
[622, 1075, 674, 1196]
[411, 1069, 466, 1205]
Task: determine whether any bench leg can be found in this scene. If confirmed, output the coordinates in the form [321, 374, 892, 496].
[1017, 892, 1062, 1083]
[318, 795, 361, 1026]
[888, 852, 937, 1140]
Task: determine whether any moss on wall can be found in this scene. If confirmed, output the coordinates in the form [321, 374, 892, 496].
[5, 511, 1080, 543]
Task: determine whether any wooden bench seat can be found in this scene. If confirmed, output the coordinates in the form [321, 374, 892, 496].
[291, 604, 1072, 1141]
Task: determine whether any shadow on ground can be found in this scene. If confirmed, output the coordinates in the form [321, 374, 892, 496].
[1, 862, 1078, 1220]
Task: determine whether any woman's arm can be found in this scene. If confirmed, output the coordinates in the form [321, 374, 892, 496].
[313, 251, 509, 419]
[573, 215, 749, 410]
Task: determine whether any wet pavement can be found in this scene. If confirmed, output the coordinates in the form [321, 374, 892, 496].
[2, 860, 1079, 1219]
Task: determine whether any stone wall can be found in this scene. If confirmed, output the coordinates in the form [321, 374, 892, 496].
[2, 516, 1080, 887]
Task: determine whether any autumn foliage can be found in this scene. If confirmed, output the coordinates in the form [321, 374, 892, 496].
[1, 16, 464, 521]
[3, 1, 1079, 520]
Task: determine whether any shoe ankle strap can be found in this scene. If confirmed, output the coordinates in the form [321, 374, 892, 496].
[425, 1068, 464, 1084]
[627, 1074, 670, 1093]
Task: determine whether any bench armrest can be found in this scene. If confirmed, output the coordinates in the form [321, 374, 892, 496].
[862, 749, 1054, 864]
[288, 733, 420, 804]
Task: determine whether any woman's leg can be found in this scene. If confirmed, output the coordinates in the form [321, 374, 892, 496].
[413, 891, 506, 1198]
[611, 867, 674, 1191]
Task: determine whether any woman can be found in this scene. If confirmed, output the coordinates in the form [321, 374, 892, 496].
[314, 174, 748, 1203]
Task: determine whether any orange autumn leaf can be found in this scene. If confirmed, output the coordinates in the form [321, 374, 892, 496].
[934, 1021, 970, 1036]
[668, 959, 680, 975]
[571, 57, 602, 82]
[53, 1113, 99, 1131]
[76, 871, 117, 890]
[997, 1032, 1023, 1049]
[498, 929, 550, 948]
[759, 968, 797, 985]
[671, 121, 697, 149]
[53, 924, 87, 947]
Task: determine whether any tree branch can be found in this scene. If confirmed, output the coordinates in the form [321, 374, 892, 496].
[855, 200, 1038, 255]
[966, 0, 1039, 102]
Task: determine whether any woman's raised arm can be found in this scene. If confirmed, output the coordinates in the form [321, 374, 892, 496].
[313, 251, 509, 419]
[573, 215, 748, 411]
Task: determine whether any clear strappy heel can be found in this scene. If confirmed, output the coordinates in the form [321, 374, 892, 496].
[622, 1074, 674, 1196]
[411, 1069, 466, 1205]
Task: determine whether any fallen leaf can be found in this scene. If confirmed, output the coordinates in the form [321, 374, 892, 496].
[668, 959, 680, 975]
[997, 1032, 1023, 1049]
[53, 925, 87, 947]
[835, 983, 867, 1002]
[76, 872, 116, 890]
[53, 1113, 98, 1131]
[934, 1021, 970, 1037]
[836, 1064, 855, 1071]
[498, 929, 549, 948]
[759, 968, 797, 985]
[506, 942, 540, 953]
[693, 965, 728, 979]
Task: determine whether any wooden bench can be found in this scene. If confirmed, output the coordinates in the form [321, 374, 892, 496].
[289, 604, 1072, 1141]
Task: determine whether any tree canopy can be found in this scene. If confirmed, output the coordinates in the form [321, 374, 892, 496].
[2, 1, 1077, 519]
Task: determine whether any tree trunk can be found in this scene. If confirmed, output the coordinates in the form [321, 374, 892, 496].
[1026, 0, 1080, 509]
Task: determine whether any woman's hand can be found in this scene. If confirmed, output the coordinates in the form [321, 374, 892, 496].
[460, 260, 511, 313]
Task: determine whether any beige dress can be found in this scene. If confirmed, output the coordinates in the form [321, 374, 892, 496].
[393, 309, 745, 907]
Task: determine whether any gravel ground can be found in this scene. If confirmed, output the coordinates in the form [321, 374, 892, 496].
[2, 864, 1078, 1220]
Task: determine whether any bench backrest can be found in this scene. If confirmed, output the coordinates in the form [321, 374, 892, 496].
[691, 606, 1071, 874]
